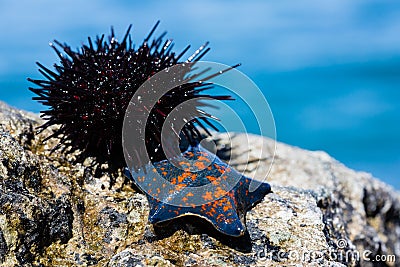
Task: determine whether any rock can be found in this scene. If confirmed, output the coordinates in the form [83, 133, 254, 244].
[0, 100, 399, 266]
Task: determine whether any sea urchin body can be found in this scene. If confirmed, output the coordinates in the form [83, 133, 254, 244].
[29, 21, 232, 173]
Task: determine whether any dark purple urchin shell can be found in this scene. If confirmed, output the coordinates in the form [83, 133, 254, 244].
[28, 21, 233, 174]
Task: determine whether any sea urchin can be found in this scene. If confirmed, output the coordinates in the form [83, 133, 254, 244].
[28, 21, 233, 174]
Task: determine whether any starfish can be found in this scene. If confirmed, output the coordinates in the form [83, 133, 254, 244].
[124, 145, 271, 237]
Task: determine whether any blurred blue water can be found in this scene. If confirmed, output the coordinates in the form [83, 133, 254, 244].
[0, 0, 399, 188]
[256, 60, 400, 189]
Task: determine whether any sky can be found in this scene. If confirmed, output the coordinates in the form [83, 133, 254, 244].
[0, 0, 399, 188]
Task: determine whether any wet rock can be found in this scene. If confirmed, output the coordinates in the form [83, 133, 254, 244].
[0, 101, 399, 266]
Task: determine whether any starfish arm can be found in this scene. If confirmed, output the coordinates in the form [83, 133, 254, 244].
[149, 195, 246, 236]
[202, 195, 245, 236]
[233, 177, 271, 210]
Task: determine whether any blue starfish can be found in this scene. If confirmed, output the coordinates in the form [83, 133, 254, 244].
[125, 145, 271, 237]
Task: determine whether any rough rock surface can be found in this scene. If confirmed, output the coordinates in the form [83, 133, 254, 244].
[0, 100, 399, 267]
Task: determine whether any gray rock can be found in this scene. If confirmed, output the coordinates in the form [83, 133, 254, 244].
[0, 101, 398, 266]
